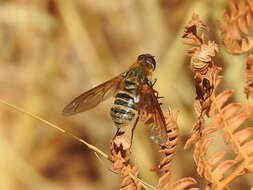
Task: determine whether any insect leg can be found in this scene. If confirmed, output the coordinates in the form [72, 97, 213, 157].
[130, 115, 140, 148]
[113, 128, 124, 140]
[151, 78, 157, 87]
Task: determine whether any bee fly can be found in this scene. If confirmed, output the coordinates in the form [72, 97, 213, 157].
[62, 54, 167, 144]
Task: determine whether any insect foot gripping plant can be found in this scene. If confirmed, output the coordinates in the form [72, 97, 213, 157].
[109, 131, 144, 190]
[61, 53, 199, 190]
[109, 89, 198, 190]
[219, 0, 253, 99]
[183, 14, 253, 190]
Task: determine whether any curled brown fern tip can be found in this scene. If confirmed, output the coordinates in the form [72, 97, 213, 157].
[220, 0, 253, 99]
[219, 0, 253, 54]
[182, 13, 221, 149]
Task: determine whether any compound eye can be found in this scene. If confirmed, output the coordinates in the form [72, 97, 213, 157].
[137, 54, 146, 62]
[137, 54, 156, 71]
[146, 57, 156, 71]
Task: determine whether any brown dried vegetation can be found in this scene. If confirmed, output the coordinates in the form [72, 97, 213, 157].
[1, 0, 253, 190]
[183, 12, 253, 190]
[109, 105, 198, 190]
[219, 0, 253, 99]
[155, 112, 198, 190]
[110, 132, 144, 190]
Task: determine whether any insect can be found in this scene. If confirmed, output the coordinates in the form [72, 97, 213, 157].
[62, 54, 167, 144]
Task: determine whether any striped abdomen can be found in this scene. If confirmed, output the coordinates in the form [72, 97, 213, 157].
[110, 81, 138, 128]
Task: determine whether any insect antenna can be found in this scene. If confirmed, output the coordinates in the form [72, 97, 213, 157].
[113, 128, 122, 140]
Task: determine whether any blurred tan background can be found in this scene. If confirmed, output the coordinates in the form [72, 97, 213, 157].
[0, 0, 251, 189]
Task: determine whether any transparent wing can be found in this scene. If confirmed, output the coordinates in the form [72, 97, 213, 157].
[62, 75, 124, 116]
[137, 83, 167, 145]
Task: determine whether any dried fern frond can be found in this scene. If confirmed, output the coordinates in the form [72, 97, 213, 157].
[193, 135, 239, 190]
[183, 13, 221, 149]
[209, 98, 253, 172]
[193, 93, 253, 189]
[183, 13, 253, 190]
[219, 0, 253, 99]
[155, 111, 179, 189]
[110, 132, 144, 190]
[171, 177, 199, 190]
[219, 0, 253, 54]
[153, 111, 198, 190]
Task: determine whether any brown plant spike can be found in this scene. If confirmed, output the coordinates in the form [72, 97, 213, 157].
[183, 13, 221, 149]
[183, 13, 253, 190]
[156, 111, 179, 189]
[155, 111, 198, 190]
[110, 132, 144, 190]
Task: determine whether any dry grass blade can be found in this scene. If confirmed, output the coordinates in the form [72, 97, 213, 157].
[128, 173, 158, 190]
[0, 98, 108, 159]
[0, 98, 157, 189]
